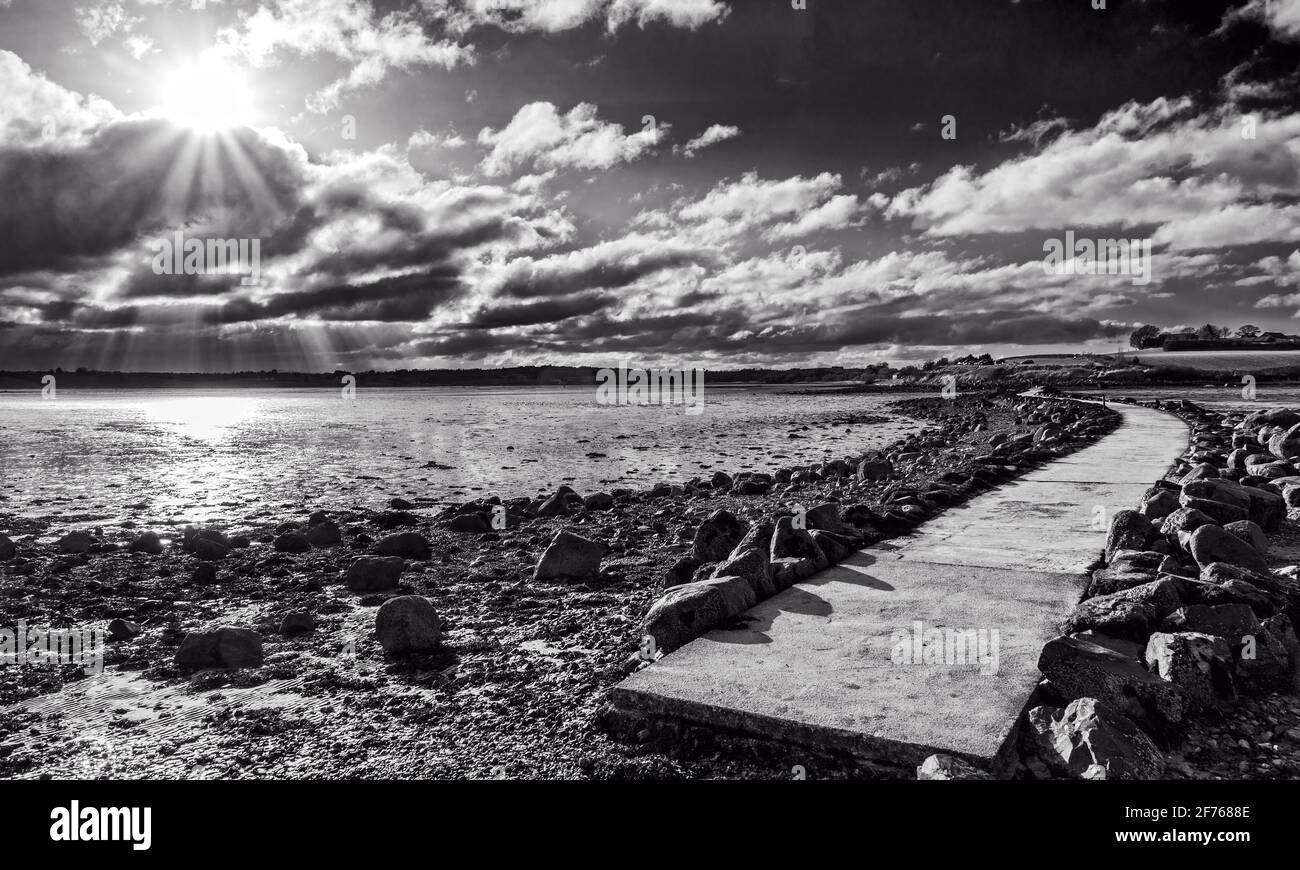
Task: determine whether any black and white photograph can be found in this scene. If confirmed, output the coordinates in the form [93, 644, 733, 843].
[1, 0, 1299, 850]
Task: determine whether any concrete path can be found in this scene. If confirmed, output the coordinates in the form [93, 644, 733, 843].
[612, 402, 1189, 770]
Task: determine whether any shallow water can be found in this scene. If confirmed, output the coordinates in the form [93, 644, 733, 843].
[0, 386, 929, 527]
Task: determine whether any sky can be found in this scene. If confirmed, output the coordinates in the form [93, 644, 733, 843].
[0, 0, 1299, 372]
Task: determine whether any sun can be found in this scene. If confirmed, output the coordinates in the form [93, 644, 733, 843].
[156, 56, 255, 132]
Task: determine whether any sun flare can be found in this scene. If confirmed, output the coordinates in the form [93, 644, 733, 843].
[156, 56, 254, 132]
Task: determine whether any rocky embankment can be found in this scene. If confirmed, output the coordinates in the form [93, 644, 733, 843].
[0, 393, 1117, 779]
[922, 401, 1300, 781]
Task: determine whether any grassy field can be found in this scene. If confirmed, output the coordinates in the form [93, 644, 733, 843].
[1123, 349, 1300, 370]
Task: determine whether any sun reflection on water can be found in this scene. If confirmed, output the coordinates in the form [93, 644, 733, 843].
[140, 397, 262, 442]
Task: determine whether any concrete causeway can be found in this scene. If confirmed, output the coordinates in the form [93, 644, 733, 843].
[611, 401, 1190, 770]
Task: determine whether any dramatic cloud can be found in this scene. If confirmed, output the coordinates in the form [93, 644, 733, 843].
[213, 0, 473, 112]
[678, 123, 739, 157]
[887, 97, 1300, 251]
[430, 0, 729, 34]
[477, 102, 666, 175]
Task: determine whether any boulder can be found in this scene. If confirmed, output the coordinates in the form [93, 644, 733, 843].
[0, 533, 13, 560]
[375, 595, 441, 655]
[448, 512, 491, 533]
[1267, 422, 1300, 461]
[770, 516, 828, 570]
[857, 457, 892, 481]
[1223, 520, 1268, 557]
[1144, 632, 1236, 708]
[273, 531, 312, 553]
[1159, 507, 1214, 550]
[583, 492, 614, 510]
[691, 510, 747, 562]
[1160, 604, 1261, 647]
[713, 547, 775, 599]
[534, 530, 605, 581]
[56, 530, 97, 555]
[643, 582, 726, 654]
[1104, 511, 1153, 561]
[1240, 408, 1300, 432]
[191, 537, 231, 561]
[1025, 698, 1164, 780]
[127, 531, 164, 555]
[1138, 489, 1180, 522]
[808, 529, 858, 563]
[804, 503, 856, 536]
[375, 531, 432, 560]
[303, 521, 342, 547]
[345, 556, 405, 592]
[279, 611, 316, 635]
[1188, 525, 1271, 575]
[700, 575, 757, 617]
[916, 755, 993, 781]
[1037, 634, 1187, 730]
[1065, 577, 1183, 640]
[175, 627, 264, 670]
[107, 618, 142, 641]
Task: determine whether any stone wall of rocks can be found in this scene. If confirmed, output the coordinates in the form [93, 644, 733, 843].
[1003, 401, 1300, 781]
[629, 397, 1120, 659]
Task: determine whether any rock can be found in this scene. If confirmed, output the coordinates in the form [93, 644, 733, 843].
[192, 563, 218, 584]
[273, 531, 312, 554]
[1105, 511, 1153, 562]
[1267, 422, 1300, 461]
[375, 532, 432, 560]
[375, 595, 441, 655]
[1224, 520, 1269, 557]
[665, 555, 702, 587]
[1138, 489, 1181, 521]
[448, 512, 491, 533]
[279, 611, 316, 635]
[127, 531, 164, 555]
[389, 497, 415, 510]
[731, 521, 774, 559]
[534, 530, 605, 581]
[804, 503, 855, 535]
[1188, 524, 1271, 575]
[643, 582, 726, 654]
[0, 533, 13, 560]
[345, 556, 405, 592]
[1037, 634, 1187, 730]
[808, 529, 858, 563]
[191, 537, 231, 561]
[1066, 578, 1183, 640]
[770, 516, 828, 569]
[916, 754, 992, 780]
[1160, 507, 1215, 549]
[106, 618, 142, 641]
[1025, 698, 1164, 780]
[713, 547, 775, 599]
[1240, 408, 1300, 432]
[1244, 485, 1285, 531]
[175, 627, 264, 670]
[771, 556, 818, 589]
[857, 456, 892, 481]
[303, 521, 342, 547]
[1161, 604, 1261, 647]
[700, 575, 757, 617]
[691, 510, 747, 562]
[56, 531, 97, 555]
[535, 493, 571, 517]
[1144, 632, 1236, 708]
[583, 492, 614, 510]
